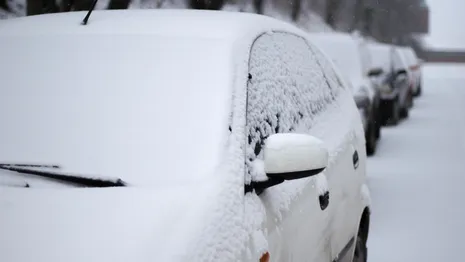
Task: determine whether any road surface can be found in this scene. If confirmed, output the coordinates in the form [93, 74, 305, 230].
[367, 63, 465, 261]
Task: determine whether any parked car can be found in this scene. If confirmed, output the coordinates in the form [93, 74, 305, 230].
[396, 46, 415, 110]
[0, 9, 371, 262]
[402, 47, 423, 97]
[367, 42, 410, 125]
[310, 32, 381, 156]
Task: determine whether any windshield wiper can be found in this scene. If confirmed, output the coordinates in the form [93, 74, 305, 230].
[0, 164, 127, 187]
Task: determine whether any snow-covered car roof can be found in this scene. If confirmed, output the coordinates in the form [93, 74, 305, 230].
[0, 9, 305, 39]
[367, 42, 393, 73]
[0, 9, 313, 187]
[401, 47, 419, 67]
[309, 32, 368, 86]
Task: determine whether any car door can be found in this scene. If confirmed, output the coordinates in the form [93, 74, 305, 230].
[309, 41, 367, 260]
[245, 31, 358, 262]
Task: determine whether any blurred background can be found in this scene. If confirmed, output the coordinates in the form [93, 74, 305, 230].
[2, 0, 464, 62]
[0, 0, 449, 61]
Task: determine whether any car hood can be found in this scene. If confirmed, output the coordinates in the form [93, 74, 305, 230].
[0, 185, 217, 262]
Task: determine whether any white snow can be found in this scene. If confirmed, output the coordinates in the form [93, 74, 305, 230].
[424, 0, 465, 49]
[368, 63, 465, 261]
[309, 33, 369, 95]
[264, 133, 328, 174]
[0, 184, 221, 262]
[367, 42, 392, 73]
[0, 31, 234, 186]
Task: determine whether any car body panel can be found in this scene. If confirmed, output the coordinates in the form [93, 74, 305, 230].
[0, 10, 370, 262]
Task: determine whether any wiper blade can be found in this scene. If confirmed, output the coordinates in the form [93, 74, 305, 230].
[0, 164, 127, 187]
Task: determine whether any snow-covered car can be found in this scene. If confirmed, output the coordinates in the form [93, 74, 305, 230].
[367, 42, 410, 125]
[395, 46, 415, 110]
[0, 10, 371, 262]
[401, 47, 423, 97]
[309, 32, 381, 156]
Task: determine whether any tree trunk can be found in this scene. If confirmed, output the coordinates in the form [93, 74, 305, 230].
[107, 0, 131, 9]
[189, 0, 224, 10]
[27, 0, 43, 15]
[325, 0, 341, 27]
[350, 0, 365, 31]
[253, 0, 263, 14]
[291, 0, 301, 21]
[0, 0, 9, 11]
[73, 0, 93, 11]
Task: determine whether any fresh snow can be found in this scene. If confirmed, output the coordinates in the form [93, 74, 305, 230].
[368, 63, 465, 261]
[309, 33, 371, 96]
[264, 133, 328, 174]
[0, 10, 355, 262]
[0, 30, 234, 186]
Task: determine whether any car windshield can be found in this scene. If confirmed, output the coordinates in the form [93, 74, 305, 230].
[0, 34, 233, 186]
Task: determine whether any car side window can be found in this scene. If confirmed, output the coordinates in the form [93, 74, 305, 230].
[307, 41, 346, 94]
[245, 32, 335, 182]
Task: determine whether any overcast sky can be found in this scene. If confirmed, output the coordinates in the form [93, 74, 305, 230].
[425, 0, 465, 49]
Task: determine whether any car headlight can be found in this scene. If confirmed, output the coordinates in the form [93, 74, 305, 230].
[379, 83, 392, 94]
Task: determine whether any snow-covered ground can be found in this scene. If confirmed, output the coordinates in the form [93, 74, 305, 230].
[367, 63, 465, 261]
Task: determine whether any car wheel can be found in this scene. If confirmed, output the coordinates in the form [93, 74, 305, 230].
[366, 122, 377, 156]
[352, 235, 367, 262]
[388, 99, 400, 126]
[407, 90, 414, 108]
[374, 109, 381, 139]
[415, 83, 422, 97]
[399, 103, 409, 119]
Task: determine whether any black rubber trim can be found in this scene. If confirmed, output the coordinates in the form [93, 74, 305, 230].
[332, 237, 355, 262]
[267, 167, 325, 180]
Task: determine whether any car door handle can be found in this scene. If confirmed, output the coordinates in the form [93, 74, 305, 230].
[319, 191, 329, 211]
[353, 150, 359, 169]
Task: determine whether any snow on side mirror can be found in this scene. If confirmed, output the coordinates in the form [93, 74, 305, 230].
[368, 68, 383, 77]
[245, 133, 329, 195]
[264, 133, 328, 180]
[396, 69, 407, 77]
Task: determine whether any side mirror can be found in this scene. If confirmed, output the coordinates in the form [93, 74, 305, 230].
[395, 69, 407, 76]
[368, 68, 383, 77]
[247, 133, 328, 195]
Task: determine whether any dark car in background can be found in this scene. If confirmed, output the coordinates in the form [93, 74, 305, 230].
[367, 43, 411, 126]
[310, 32, 382, 155]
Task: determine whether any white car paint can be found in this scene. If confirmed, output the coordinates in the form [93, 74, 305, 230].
[0, 10, 370, 262]
[401, 47, 422, 93]
[308, 32, 377, 104]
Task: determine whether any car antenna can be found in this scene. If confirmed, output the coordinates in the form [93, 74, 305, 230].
[81, 0, 98, 25]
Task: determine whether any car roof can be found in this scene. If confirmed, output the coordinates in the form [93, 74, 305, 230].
[367, 42, 393, 71]
[0, 9, 303, 40]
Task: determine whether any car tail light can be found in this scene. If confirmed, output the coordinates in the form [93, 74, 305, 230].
[260, 252, 270, 262]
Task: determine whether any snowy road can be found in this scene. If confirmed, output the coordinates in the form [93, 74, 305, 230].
[367, 63, 465, 261]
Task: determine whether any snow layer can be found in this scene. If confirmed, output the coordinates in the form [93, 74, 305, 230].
[0, 9, 365, 262]
[264, 133, 328, 174]
[368, 63, 465, 261]
[0, 30, 234, 186]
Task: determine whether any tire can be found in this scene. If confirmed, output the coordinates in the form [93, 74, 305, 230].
[352, 235, 367, 262]
[407, 90, 414, 109]
[399, 103, 409, 119]
[387, 99, 400, 126]
[415, 83, 422, 97]
[366, 122, 377, 156]
[374, 108, 382, 139]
